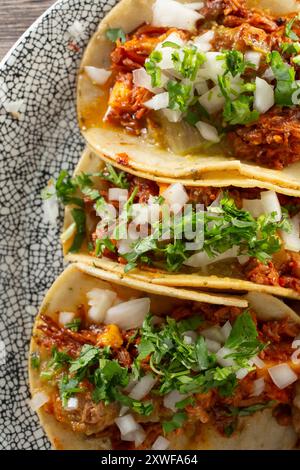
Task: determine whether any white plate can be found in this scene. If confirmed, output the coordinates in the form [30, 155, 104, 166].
[0, 0, 118, 449]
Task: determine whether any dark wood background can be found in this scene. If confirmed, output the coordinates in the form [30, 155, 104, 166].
[0, 0, 55, 59]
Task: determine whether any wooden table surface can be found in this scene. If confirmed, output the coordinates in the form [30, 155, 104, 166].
[0, 0, 55, 60]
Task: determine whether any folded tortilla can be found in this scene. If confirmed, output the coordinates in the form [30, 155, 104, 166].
[29, 263, 300, 450]
[78, 0, 300, 191]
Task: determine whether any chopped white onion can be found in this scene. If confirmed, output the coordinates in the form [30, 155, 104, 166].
[195, 80, 209, 95]
[198, 85, 225, 114]
[242, 198, 264, 218]
[183, 330, 198, 344]
[260, 190, 281, 222]
[161, 32, 185, 49]
[65, 397, 79, 411]
[281, 214, 300, 252]
[118, 238, 134, 255]
[184, 246, 238, 268]
[193, 31, 214, 52]
[131, 203, 150, 225]
[292, 339, 300, 349]
[216, 347, 236, 367]
[30, 391, 49, 412]
[121, 425, 146, 446]
[60, 222, 76, 243]
[262, 67, 275, 81]
[152, 436, 170, 450]
[152, 0, 203, 31]
[196, 121, 220, 143]
[133, 68, 157, 92]
[58, 311, 75, 326]
[163, 390, 189, 412]
[87, 288, 117, 324]
[244, 51, 261, 70]
[237, 254, 250, 264]
[108, 188, 128, 202]
[144, 92, 169, 110]
[291, 348, 300, 365]
[105, 298, 150, 330]
[249, 355, 265, 369]
[119, 405, 129, 416]
[85, 66, 111, 85]
[197, 53, 225, 82]
[129, 375, 156, 400]
[184, 2, 204, 10]
[162, 183, 189, 214]
[268, 363, 298, 389]
[201, 326, 224, 344]
[254, 77, 274, 114]
[115, 414, 139, 436]
[251, 378, 265, 396]
[245, 292, 296, 321]
[221, 321, 232, 341]
[162, 108, 182, 122]
[236, 368, 249, 380]
[205, 338, 221, 353]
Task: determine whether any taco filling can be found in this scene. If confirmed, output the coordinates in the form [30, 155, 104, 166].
[47, 163, 300, 295]
[30, 288, 300, 450]
[82, 0, 300, 170]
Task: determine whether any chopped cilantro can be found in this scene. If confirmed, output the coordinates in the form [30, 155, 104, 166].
[167, 80, 192, 113]
[65, 318, 81, 332]
[162, 412, 187, 434]
[172, 45, 206, 81]
[95, 237, 116, 256]
[59, 375, 82, 408]
[30, 352, 40, 370]
[105, 28, 126, 44]
[267, 51, 297, 105]
[145, 51, 163, 88]
[222, 50, 248, 77]
[68, 208, 86, 253]
[97, 164, 129, 189]
[285, 17, 299, 41]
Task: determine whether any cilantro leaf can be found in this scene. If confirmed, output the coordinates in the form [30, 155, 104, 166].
[227, 400, 276, 417]
[97, 164, 129, 189]
[59, 375, 82, 408]
[285, 17, 299, 41]
[267, 51, 296, 105]
[162, 412, 187, 434]
[113, 388, 154, 416]
[65, 318, 81, 332]
[145, 51, 162, 87]
[167, 80, 192, 112]
[30, 352, 40, 370]
[222, 50, 248, 77]
[172, 45, 205, 81]
[69, 344, 100, 376]
[105, 28, 126, 44]
[68, 208, 86, 253]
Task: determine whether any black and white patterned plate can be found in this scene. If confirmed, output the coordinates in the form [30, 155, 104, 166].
[0, 0, 118, 450]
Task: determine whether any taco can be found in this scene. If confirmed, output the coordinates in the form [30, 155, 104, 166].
[29, 263, 300, 450]
[45, 148, 300, 299]
[78, 0, 300, 191]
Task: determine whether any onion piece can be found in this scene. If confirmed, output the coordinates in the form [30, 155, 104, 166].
[268, 363, 298, 389]
[85, 66, 111, 85]
[244, 51, 261, 70]
[86, 288, 117, 324]
[251, 378, 265, 396]
[152, 436, 170, 450]
[65, 397, 79, 411]
[105, 298, 150, 329]
[260, 190, 281, 221]
[245, 292, 297, 321]
[108, 188, 128, 202]
[152, 0, 203, 30]
[43, 192, 58, 226]
[236, 368, 249, 380]
[292, 339, 300, 349]
[184, 246, 238, 268]
[58, 311, 75, 326]
[144, 92, 169, 110]
[120, 424, 146, 446]
[237, 254, 250, 265]
[129, 375, 156, 400]
[182, 330, 198, 344]
[115, 414, 139, 436]
[216, 347, 236, 367]
[197, 53, 225, 83]
[118, 238, 134, 255]
[249, 355, 265, 369]
[291, 348, 300, 365]
[262, 66, 275, 81]
[205, 338, 221, 353]
[162, 108, 182, 122]
[281, 214, 300, 252]
[221, 321, 232, 341]
[198, 85, 225, 114]
[185, 2, 204, 10]
[163, 390, 189, 412]
[162, 183, 189, 214]
[196, 121, 220, 143]
[133, 68, 158, 93]
[242, 198, 264, 218]
[201, 326, 224, 344]
[254, 77, 274, 114]
[195, 80, 209, 95]
[193, 31, 214, 52]
[30, 391, 49, 411]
